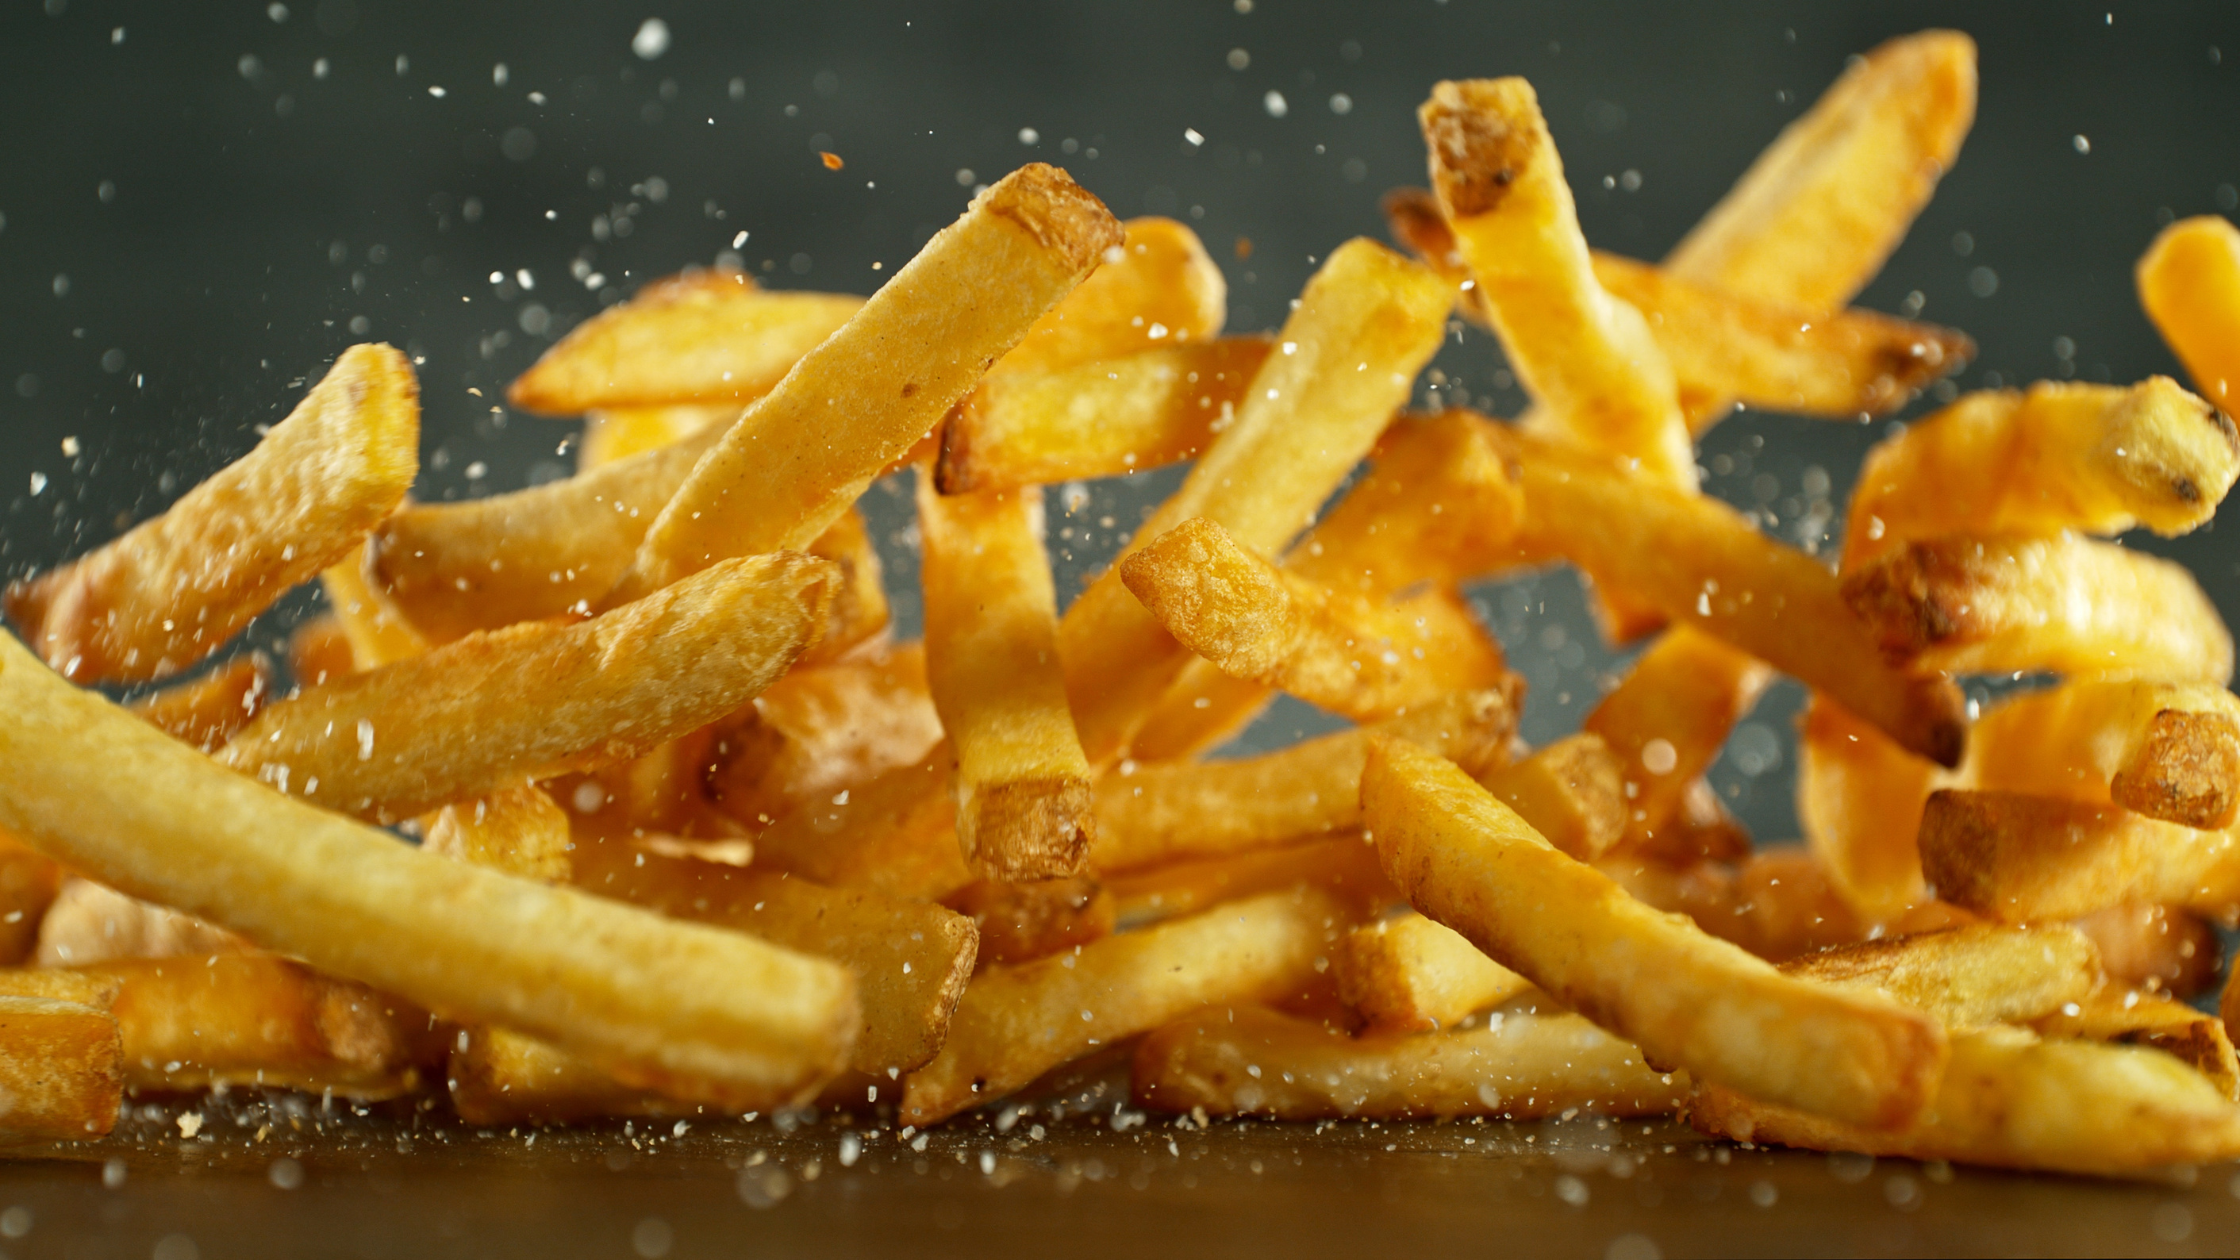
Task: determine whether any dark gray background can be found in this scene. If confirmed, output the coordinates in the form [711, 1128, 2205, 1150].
[3, 0, 2236, 838]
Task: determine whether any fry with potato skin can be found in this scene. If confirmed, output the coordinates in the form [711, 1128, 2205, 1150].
[1134, 1005, 1683, 1122]
[220, 553, 834, 823]
[611, 165, 1123, 604]
[1842, 379, 2238, 569]
[5, 344, 419, 684]
[0, 995, 122, 1140]
[901, 887, 1353, 1124]
[1841, 533, 2233, 682]
[1365, 736, 1947, 1130]
[1920, 789, 2240, 922]
[944, 877, 1114, 968]
[2138, 215, 2240, 414]
[918, 478, 1095, 880]
[127, 652, 273, 752]
[706, 642, 944, 828]
[1585, 628, 1774, 853]
[1336, 911, 1534, 1034]
[0, 630, 861, 1109]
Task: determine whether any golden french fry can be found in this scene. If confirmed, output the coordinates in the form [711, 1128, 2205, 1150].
[706, 642, 944, 828]
[1496, 423, 1967, 766]
[1962, 678, 2240, 830]
[0, 970, 121, 1007]
[1479, 733, 1627, 862]
[423, 783, 573, 883]
[35, 879, 251, 968]
[944, 877, 1114, 967]
[1366, 736, 1947, 1130]
[918, 480, 1094, 880]
[1665, 31, 1977, 314]
[933, 339, 1270, 495]
[1799, 695, 1940, 917]
[89, 954, 439, 1097]
[1421, 78, 1695, 490]
[507, 268, 863, 414]
[127, 653, 273, 752]
[449, 1025, 689, 1125]
[1059, 239, 1453, 763]
[286, 613, 358, 687]
[5, 345, 419, 683]
[900, 886, 1353, 1124]
[0, 634, 861, 1109]
[0, 995, 122, 1140]
[798, 506, 890, 667]
[1122, 518, 1509, 724]
[1595, 851, 1892, 963]
[219, 553, 834, 823]
[1584, 627, 1774, 852]
[1920, 789, 2240, 922]
[2075, 904, 2221, 999]
[1783, 924, 2099, 1028]
[1105, 834, 1394, 930]
[1649, 779, 1756, 867]
[748, 750, 976, 903]
[1090, 686, 1521, 874]
[1843, 379, 2237, 569]
[0, 831, 63, 968]
[610, 166, 1122, 604]
[2138, 215, 2240, 413]
[1842, 534, 2233, 682]
[1335, 911, 1533, 1034]
[998, 217, 1227, 376]
[2034, 986, 2240, 1102]
[322, 540, 428, 669]
[579, 403, 742, 470]
[1134, 1004, 1683, 1121]
[2118, 709, 2240, 831]
[1691, 1025, 2240, 1176]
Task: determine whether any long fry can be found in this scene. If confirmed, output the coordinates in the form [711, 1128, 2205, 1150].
[5, 344, 419, 683]
[1781, 924, 2098, 1029]
[1583, 627, 1773, 852]
[1966, 678, 2240, 830]
[996, 216, 1227, 376]
[2138, 215, 2240, 413]
[1106, 833, 1396, 928]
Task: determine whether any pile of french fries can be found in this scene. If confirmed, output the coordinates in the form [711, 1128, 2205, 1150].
[7, 29, 2240, 1179]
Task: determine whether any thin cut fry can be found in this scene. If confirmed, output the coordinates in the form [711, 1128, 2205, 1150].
[1920, 789, 2240, 922]
[422, 783, 574, 883]
[1841, 534, 2233, 682]
[1584, 628, 1774, 852]
[1090, 686, 1521, 874]
[4, 344, 419, 683]
[610, 165, 1122, 603]
[1842, 378, 2237, 569]
[705, 643, 944, 828]
[219, 553, 835, 823]
[900, 887, 1352, 1124]
[2138, 215, 2240, 414]
[1365, 737, 1946, 1130]
[1106, 834, 1395, 929]
[127, 652, 272, 752]
[2075, 904, 2222, 999]
[36, 879, 250, 967]
[448, 1025, 688, 1126]
[1335, 911, 1534, 1033]
[0, 995, 121, 1140]
[944, 877, 1114, 967]
[1478, 733, 1627, 862]
[1134, 1005, 1682, 1121]
[0, 633, 861, 1109]
[1782, 924, 2099, 1028]
[997, 217, 1227, 376]
[918, 479, 1095, 880]
[507, 268, 863, 414]
[1799, 695, 1940, 917]
[2033, 986, 2240, 1102]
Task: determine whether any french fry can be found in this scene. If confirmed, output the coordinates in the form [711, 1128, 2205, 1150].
[1798, 695, 1940, 917]
[285, 613, 358, 687]
[556, 725, 736, 841]
[918, 479, 1095, 880]
[579, 403, 742, 470]
[1479, 733, 1627, 862]
[944, 877, 1114, 967]
[448, 1025, 691, 1126]
[1842, 379, 2237, 569]
[1841, 534, 2233, 682]
[422, 783, 573, 883]
[609, 166, 1123, 604]
[1650, 779, 1756, 867]
[1965, 678, 2240, 830]
[1365, 737, 1946, 1129]
[0, 970, 121, 1007]
[35, 879, 251, 968]
[1090, 687, 1521, 874]
[797, 506, 890, 667]
[933, 339, 1270, 494]
[0, 633, 861, 1109]
[1335, 911, 1534, 1033]
[508, 268, 863, 414]
[219, 553, 835, 823]
[2074, 904, 2222, 999]
[1497, 423, 1967, 766]
[2117, 709, 2240, 831]
[900, 886, 1353, 1124]
[1122, 518, 1509, 723]
[1584, 627, 1774, 853]
[1664, 31, 1977, 315]
[1920, 789, 2240, 922]
[4, 344, 419, 683]
[1133, 1005, 1683, 1121]
[1420, 78, 1695, 490]
[1058, 239, 1453, 763]
[749, 751, 976, 902]
[1690, 1026, 2240, 1176]
[705, 643, 944, 828]
[321, 541, 427, 669]
[1595, 850, 1905, 963]
[997, 217, 1227, 376]
[1782, 924, 2098, 1028]
[0, 832, 63, 968]
[1381, 187, 1972, 431]
[126, 653, 273, 752]
[2034, 987, 2240, 1102]
[0, 995, 122, 1140]
[570, 832, 976, 1075]
[2138, 215, 2240, 414]
[1106, 834, 1395, 929]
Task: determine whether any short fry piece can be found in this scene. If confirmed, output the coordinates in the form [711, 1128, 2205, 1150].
[128, 653, 273, 752]
[944, 877, 1114, 967]
[901, 887, 1351, 1124]
[706, 643, 944, 828]
[1134, 1005, 1682, 1121]
[220, 553, 835, 822]
[507, 268, 862, 414]
[2034, 987, 2240, 1102]
[1841, 534, 2233, 682]
[0, 995, 121, 1140]
[1782, 924, 2099, 1028]
[1479, 733, 1627, 862]
[449, 1026, 687, 1126]
[1335, 911, 1533, 1033]
[918, 480, 1094, 880]
[1364, 737, 1946, 1130]
[2076, 904, 2222, 999]
[1920, 789, 2240, 922]
[35, 879, 251, 968]
[2139, 215, 2240, 414]
[5, 344, 419, 683]
[1584, 627, 1774, 852]
[1799, 695, 1939, 917]
[423, 783, 573, 883]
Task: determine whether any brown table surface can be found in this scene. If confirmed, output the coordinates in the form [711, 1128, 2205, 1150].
[0, 1081, 2233, 1259]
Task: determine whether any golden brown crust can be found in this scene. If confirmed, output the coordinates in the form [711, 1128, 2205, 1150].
[2112, 710, 2240, 830]
[973, 163, 1126, 273]
[961, 777, 1095, 882]
[1419, 80, 1541, 219]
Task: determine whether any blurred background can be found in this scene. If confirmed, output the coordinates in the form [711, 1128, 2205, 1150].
[1, 0, 2235, 839]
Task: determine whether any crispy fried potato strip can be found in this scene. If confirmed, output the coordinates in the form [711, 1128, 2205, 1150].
[1799, 695, 1940, 917]
[0, 995, 121, 1140]
[1479, 733, 1628, 862]
[706, 643, 944, 828]
[998, 217, 1226, 376]
[578, 403, 743, 469]
[127, 653, 273, 752]
[0, 832, 64, 968]
[448, 1025, 689, 1126]
[1782, 924, 2098, 1028]
[1967, 678, 2240, 830]
[422, 783, 574, 883]
[750, 750, 975, 903]
[2139, 215, 2240, 414]
[944, 877, 1114, 968]
[1584, 628, 1774, 853]
[36, 879, 251, 968]
[1335, 911, 1534, 1034]
[2075, 904, 2221, 999]
[2034, 986, 2240, 1102]
[1920, 789, 2240, 922]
